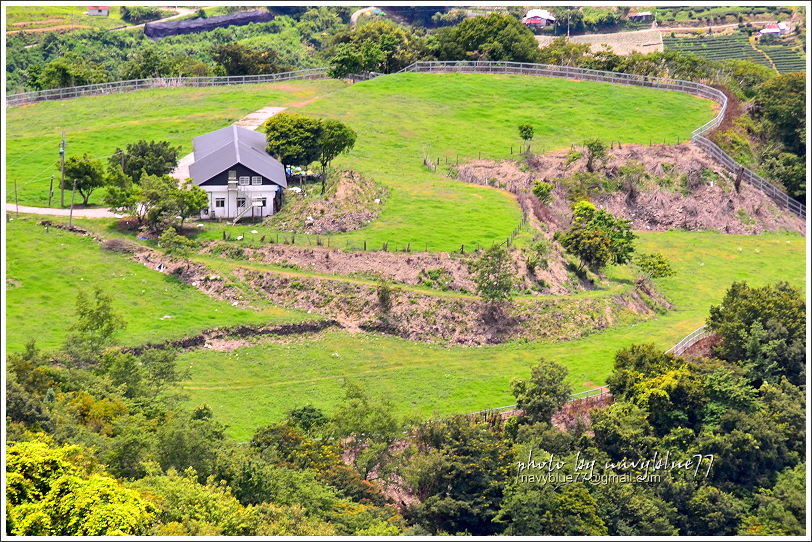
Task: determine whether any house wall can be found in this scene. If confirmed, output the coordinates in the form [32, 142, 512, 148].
[201, 185, 280, 220]
[199, 163, 281, 187]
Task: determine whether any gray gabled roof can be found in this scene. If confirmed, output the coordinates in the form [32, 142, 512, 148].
[189, 125, 287, 188]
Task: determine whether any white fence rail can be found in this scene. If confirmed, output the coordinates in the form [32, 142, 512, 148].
[398, 61, 804, 219]
[665, 326, 712, 356]
[6, 68, 329, 106]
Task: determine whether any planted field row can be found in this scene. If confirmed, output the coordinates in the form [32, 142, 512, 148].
[664, 34, 806, 73]
[760, 45, 806, 73]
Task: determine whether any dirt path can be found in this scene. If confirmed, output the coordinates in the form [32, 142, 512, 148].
[6, 204, 117, 218]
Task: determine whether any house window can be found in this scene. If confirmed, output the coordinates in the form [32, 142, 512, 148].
[259, 198, 267, 207]
[239, 176, 250, 186]
[251, 176, 262, 185]
[237, 198, 246, 208]
[215, 198, 225, 208]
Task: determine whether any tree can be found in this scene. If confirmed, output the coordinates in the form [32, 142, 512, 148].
[64, 287, 126, 362]
[635, 252, 676, 279]
[584, 138, 607, 172]
[558, 201, 635, 272]
[212, 43, 287, 76]
[468, 245, 516, 303]
[752, 72, 806, 156]
[518, 123, 534, 152]
[63, 153, 105, 205]
[316, 119, 357, 194]
[40, 52, 106, 89]
[174, 180, 209, 226]
[706, 281, 805, 386]
[138, 174, 181, 230]
[262, 112, 323, 168]
[329, 19, 426, 75]
[103, 164, 141, 216]
[531, 180, 554, 204]
[110, 140, 181, 184]
[158, 227, 198, 256]
[6, 441, 154, 536]
[510, 359, 572, 424]
[497, 483, 608, 535]
[431, 13, 540, 62]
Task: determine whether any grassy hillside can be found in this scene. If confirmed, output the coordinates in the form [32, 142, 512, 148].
[5, 217, 310, 352]
[6, 73, 714, 251]
[177, 229, 806, 440]
[5, 6, 128, 32]
[5, 80, 346, 207]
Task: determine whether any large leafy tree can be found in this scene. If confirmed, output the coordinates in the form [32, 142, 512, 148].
[468, 245, 516, 303]
[510, 359, 572, 424]
[707, 281, 805, 386]
[316, 119, 357, 194]
[62, 153, 105, 205]
[558, 201, 635, 272]
[6, 441, 154, 536]
[431, 13, 540, 62]
[40, 52, 106, 89]
[262, 112, 323, 168]
[212, 43, 287, 76]
[752, 72, 806, 156]
[110, 140, 181, 184]
[328, 19, 426, 76]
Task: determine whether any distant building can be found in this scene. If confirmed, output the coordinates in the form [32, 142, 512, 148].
[86, 6, 109, 17]
[189, 125, 287, 221]
[628, 11, 654, 22]
[522, 9, 556, 28]
[759, 22, 789, 36]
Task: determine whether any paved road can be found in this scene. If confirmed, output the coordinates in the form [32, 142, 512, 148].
[350, 7, 378, 27]
[6, 204, 117, 218]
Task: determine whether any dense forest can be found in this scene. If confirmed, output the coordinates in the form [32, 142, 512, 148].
[6, 280, 806, 535]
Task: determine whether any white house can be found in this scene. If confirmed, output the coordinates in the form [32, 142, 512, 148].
[188, 125, 288, 222]
[759, 22, 789, 36]
[522, 9, 556, 28]
[86, 6, 110, 16]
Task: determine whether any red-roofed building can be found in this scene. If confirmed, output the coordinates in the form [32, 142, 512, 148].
[87, 6, 110, 17]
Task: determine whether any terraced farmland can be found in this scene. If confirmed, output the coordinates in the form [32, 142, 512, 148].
[663, 32, 772, 68]
[664, 32, 807, 73]
[759, 44, 806, 73]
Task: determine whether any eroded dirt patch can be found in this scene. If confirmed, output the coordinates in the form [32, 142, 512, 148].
[266, 170, 387, 234]
[457, 144, 805, 235]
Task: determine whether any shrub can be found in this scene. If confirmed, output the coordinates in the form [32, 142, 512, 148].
[157, 227, 197, 257]
[468, 246, 515, 303]
[531, 180, 554, 204]
[635, 252, 676, 278]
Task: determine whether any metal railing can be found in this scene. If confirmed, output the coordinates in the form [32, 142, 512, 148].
[466, 385, 611, 419]
[398, 61, 804, 219]
[665, 325, 712, 356]
[5, 68, 329, 106]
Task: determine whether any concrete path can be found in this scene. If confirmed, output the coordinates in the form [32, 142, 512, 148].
[171, 106, 286, 180]
[350, 7, 378, 27]
[5, 204, 117, 218]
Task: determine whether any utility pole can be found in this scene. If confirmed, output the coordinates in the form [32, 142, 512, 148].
[60, 131, 66, 207]
[68, 176, 78, 228]
[48, 175, 54, 207]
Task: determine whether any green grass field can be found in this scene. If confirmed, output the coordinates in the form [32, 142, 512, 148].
[176, 230, 806, 440]
[5, 80, 346, 207]
[6, 73, 714, 251]
[4, 217, 310, 352]
[5, 6, 128, 31]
